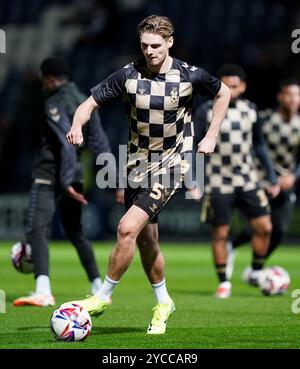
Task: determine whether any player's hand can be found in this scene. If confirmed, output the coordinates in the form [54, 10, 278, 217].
[187, 186, 202, 202]
[115, 189, 125, 205]
[197, 136, 216, 154]
[67, 186, 88, 205]
[266, 183, 280, 198]
[66, 126, 84, 146]
[278, 174, 295, 191]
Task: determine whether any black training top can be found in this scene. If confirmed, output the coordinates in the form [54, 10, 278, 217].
[32, 82, 111, 189]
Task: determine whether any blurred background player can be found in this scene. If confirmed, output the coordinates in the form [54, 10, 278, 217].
[197, 64, 279, 298]
[13, 57, 113, 307]
[229, 79, 300, 278]
[65, 15, 230, 334]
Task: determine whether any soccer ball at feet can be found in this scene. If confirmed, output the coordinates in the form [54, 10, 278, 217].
[258, 266, 290, 296]
[50, 303, 92, 342]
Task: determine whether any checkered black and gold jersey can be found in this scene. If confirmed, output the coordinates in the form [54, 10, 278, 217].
[200, 99, 259, 194]
[256, 109, 300, 182]
[91, 58, 221, 183]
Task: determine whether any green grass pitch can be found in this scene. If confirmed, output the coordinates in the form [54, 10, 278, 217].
[0, 241, 300, 349]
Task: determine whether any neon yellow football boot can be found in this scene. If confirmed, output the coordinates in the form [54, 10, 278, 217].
[147, 298, 176, 335]
[69, 295, 108, 317]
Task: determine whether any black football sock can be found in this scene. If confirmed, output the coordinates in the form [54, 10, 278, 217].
[215, 263, 227, 283]
[252, 252, 266, 271]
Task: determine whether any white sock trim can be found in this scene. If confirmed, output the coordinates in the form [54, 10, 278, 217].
[151, 278, 166, 289]
[105, 275, 119, 285]
[151, 278, 171, 304]
[95, 275, 119, 302]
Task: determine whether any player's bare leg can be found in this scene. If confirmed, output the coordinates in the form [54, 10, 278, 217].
[244, 215, 272, 285]
[95, 205, 149, 301]
[137, 223, 175, 334]
[212, 225, 232, 298]
[137, 223, 165, 284]
[107, 205, 150, 280]
[68, 206, 149, 316]
[212, 225, 229, 265]
[251, 215, 272, 256]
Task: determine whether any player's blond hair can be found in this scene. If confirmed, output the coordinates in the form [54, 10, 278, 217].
[137, 15, 174, 39]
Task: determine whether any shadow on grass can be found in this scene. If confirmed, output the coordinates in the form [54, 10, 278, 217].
[17, 326, 50, 331]
[17, 326, 144, 336]
[92, 327, 144, 335]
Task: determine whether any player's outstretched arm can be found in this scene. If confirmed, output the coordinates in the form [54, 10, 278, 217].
[66, 95, 100, 146]
[198, 82, 231, 154]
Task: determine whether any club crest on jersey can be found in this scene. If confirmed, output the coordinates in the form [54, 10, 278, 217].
[170, 87, 179, 103]
[49, 106, 60, 122]
[49, 107, 58, 115]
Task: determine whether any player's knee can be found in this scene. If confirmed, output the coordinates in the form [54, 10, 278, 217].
[212, 226, 229, 242]
[254, 219, 272, 236]
[266, 220, 273, 234]
[117, 221, 138, 243]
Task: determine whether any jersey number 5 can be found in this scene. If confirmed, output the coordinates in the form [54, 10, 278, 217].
[256, 189, 268, 208]
[150, 183, 165, 200]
